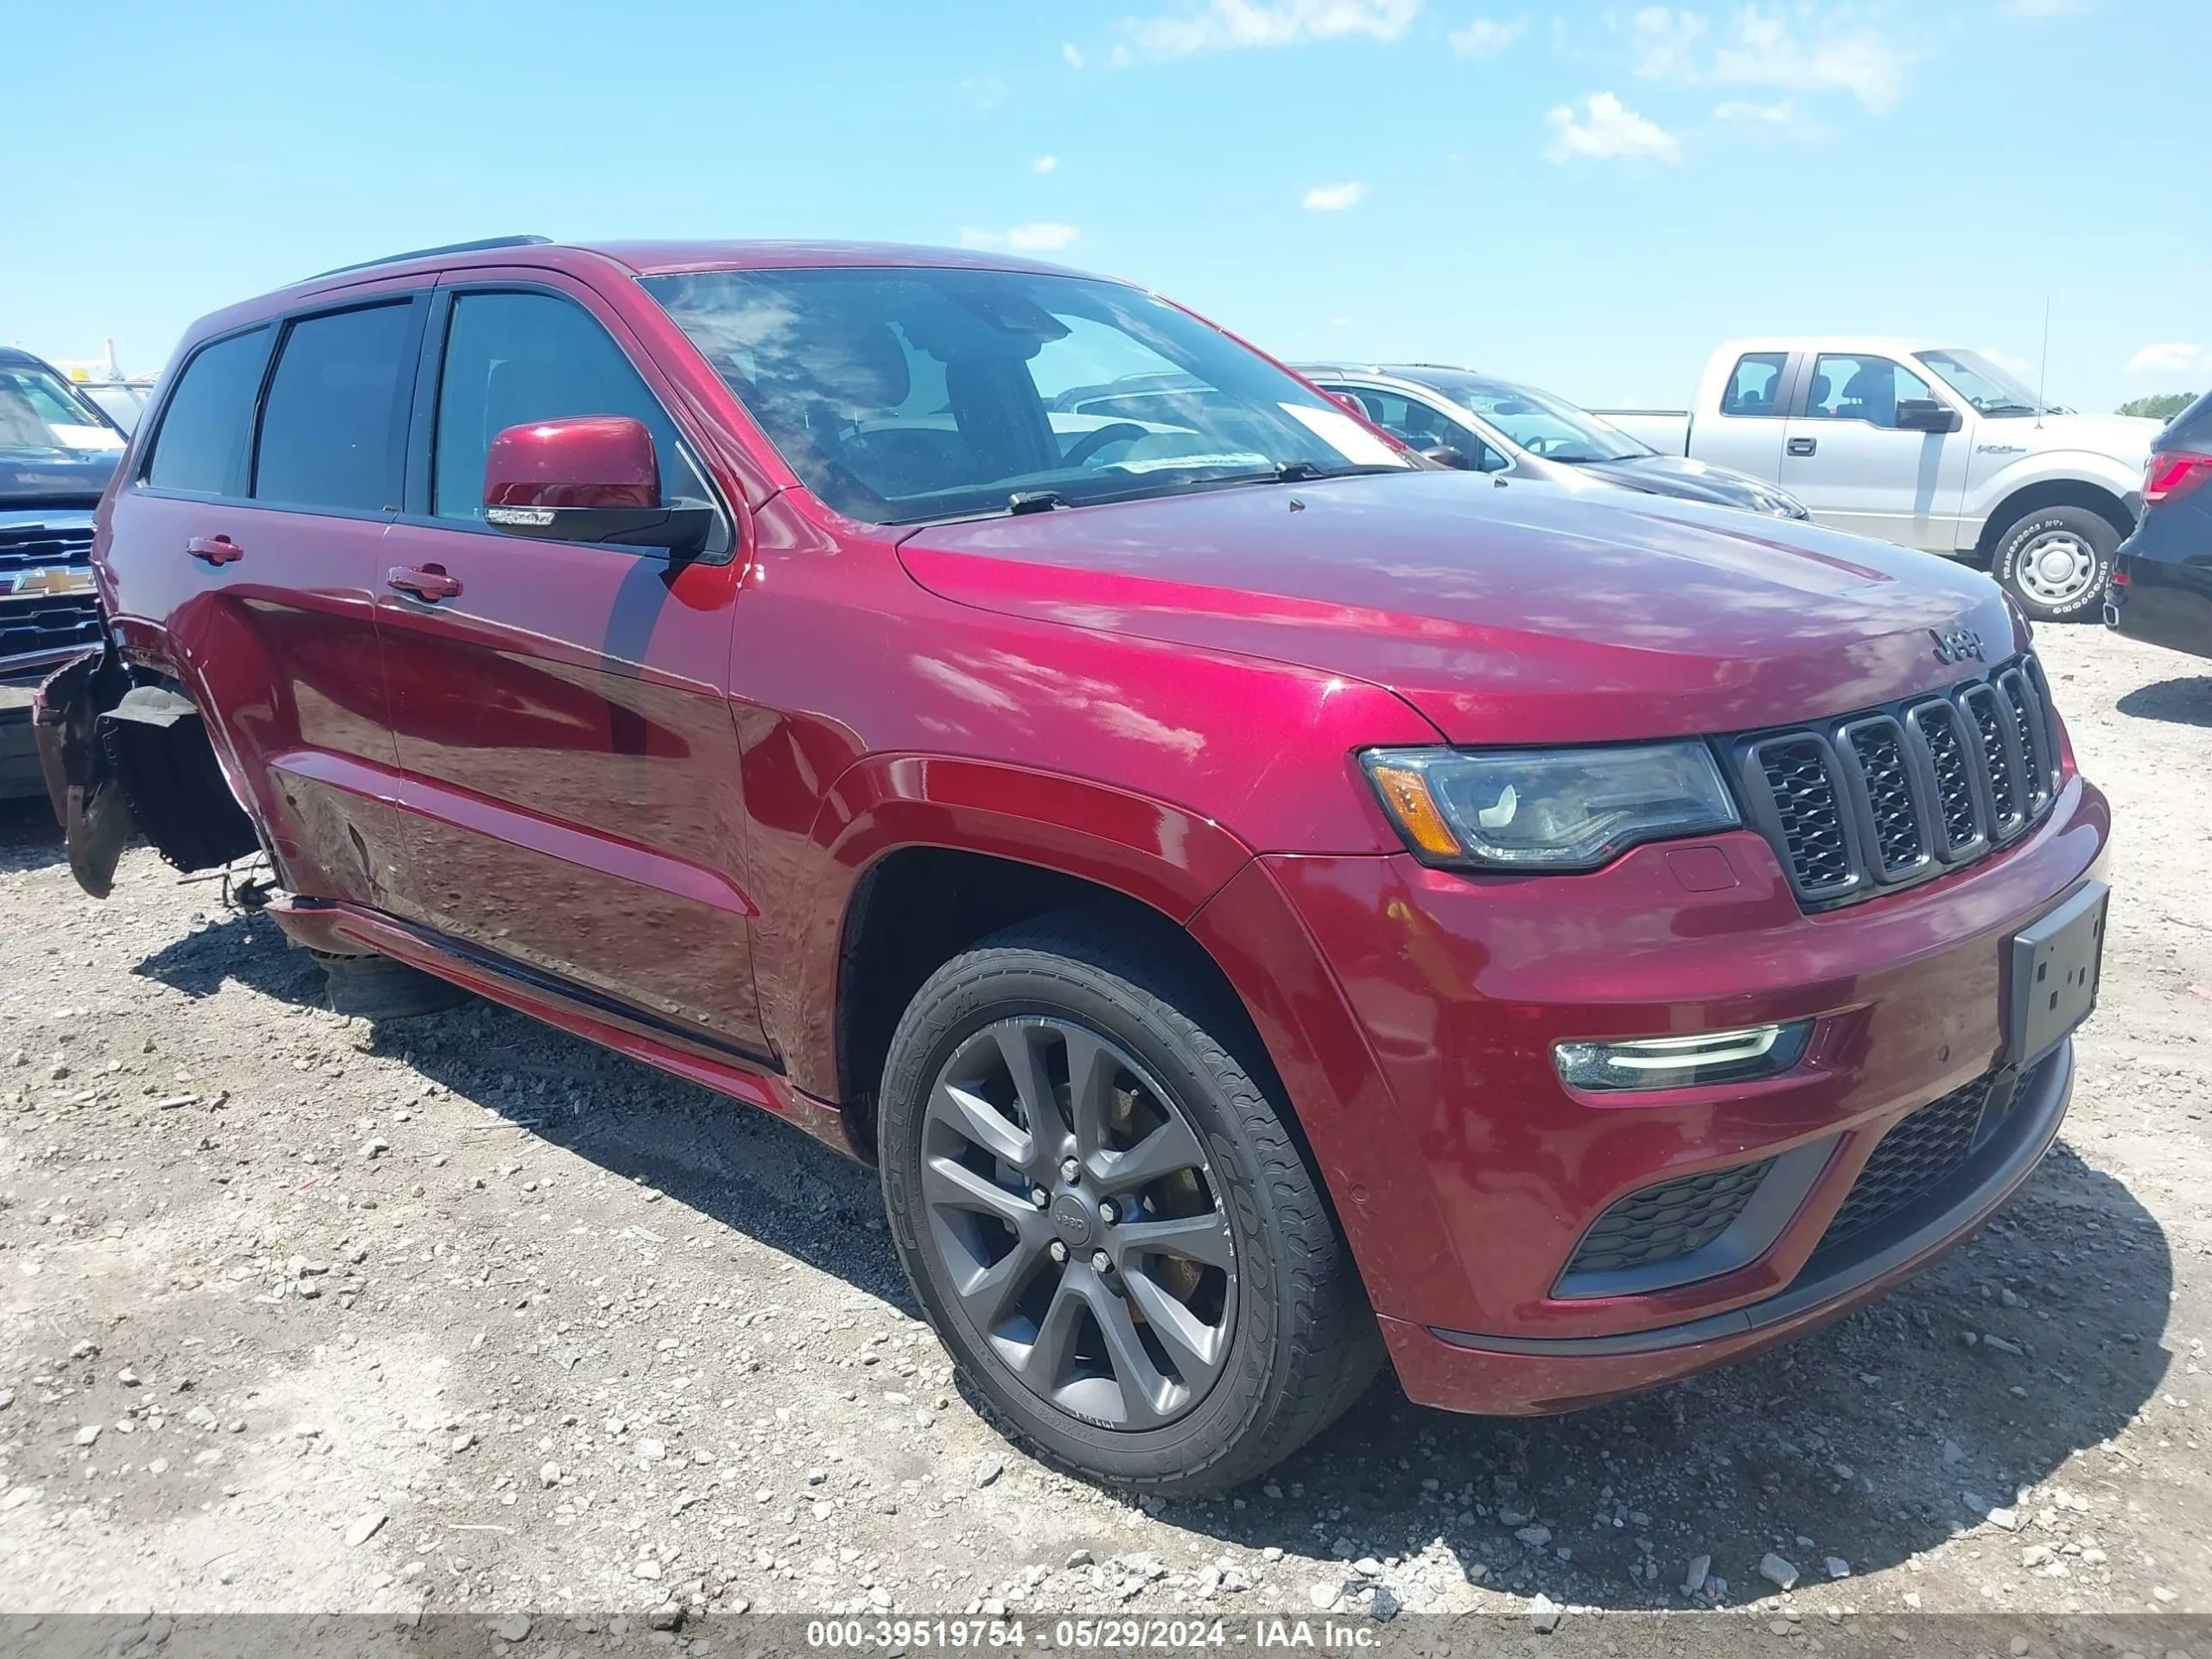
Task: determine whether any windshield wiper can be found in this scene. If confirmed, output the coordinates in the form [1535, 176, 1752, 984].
[1007, 490, 1069, 514]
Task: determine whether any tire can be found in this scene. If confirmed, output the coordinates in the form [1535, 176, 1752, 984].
[877, 906, 1381, 1496]
[316, 950, 472, 1020]
[1992, 505, 2119, 623]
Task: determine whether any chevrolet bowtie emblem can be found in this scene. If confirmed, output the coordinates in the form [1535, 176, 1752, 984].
[0, 566, 96, 598]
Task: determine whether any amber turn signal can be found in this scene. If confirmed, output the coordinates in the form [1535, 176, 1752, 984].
[1367, 763, 1465, 858]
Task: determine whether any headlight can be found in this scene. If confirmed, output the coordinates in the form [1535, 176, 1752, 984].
[1363, 741, 1739, 871]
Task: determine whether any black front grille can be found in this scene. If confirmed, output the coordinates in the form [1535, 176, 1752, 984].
[1843, 717, 1924, 875]
[1735, 654, 2060, 911]
[1817, 1074, 1993, 1250]
[1566, 1157, 1777, 1276]
[0, 523, 95, 578]
[1753, 738, 1853, 895]
[0, 595, 101, 671]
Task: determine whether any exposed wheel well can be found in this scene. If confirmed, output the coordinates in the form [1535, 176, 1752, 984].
[1975, 480, 2134, 558]
[833, 849, 1255, 1160]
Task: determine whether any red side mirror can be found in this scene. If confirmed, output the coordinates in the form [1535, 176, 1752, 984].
[481, 416, 713, 554]
[486, 416, 661, 512]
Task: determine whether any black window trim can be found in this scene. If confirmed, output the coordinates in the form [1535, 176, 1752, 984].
[398, 280, 736, 567]
[247, 295, 429, 522]
[133, 321, 278, 501]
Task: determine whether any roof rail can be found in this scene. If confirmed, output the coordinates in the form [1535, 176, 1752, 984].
[307, 235, 553, 281]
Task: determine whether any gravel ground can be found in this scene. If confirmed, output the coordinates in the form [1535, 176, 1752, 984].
[0, 625, 2207, 1630]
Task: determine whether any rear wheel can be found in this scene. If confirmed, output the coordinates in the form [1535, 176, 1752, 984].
[1993, 505, 2119, 622]
[877, 908, 1379, 1495]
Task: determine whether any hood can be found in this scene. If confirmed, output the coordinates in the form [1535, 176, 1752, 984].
[897, 473, 2024, 746]
[0, 446, 122, 510]
[1996, 412, 2162, 459]
[1568, 453, 1807, 517]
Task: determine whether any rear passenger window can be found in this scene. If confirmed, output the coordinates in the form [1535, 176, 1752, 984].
[1719, 353, 1789, 418]
[145, 328, 271, 496]
[433, 291, 692, 523]
[254, 303, 415, 512]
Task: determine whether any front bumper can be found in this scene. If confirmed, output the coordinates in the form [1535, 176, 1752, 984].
[0, 683, 42, 799]
[1255, 770, 2107, 1368]
[1381, 1037, 2071, 1413]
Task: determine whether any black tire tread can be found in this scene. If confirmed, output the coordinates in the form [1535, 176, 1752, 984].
[880, 902, 1382, 1496]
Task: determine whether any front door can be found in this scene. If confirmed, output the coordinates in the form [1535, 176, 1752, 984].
[372, 279, 769, 1055]
[105, 297, 421, 906]
[1777, 353, 1972, 551]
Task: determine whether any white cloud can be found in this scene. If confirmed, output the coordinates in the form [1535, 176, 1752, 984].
[1628, 5, 1910, 113]
[1714, 98, 1792, 121]
[959, 223, 1083, 253]
[1448, 16, 1525, 56]
[1033, 155, 1059, 174]
[2127, 342, 2208, 376]
[1302, 181, 1370, 209]
[1063, 41, 1086, 67]
[1115, 0, 1419, 62]
[2000, 0, 2084, 16]
[1544, 91, 1681, 163]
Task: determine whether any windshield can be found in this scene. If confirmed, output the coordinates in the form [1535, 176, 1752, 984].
[0, 364, 126, 455]
[1406, 370, 1651, 462]
[643, 267, 1410, 524]
[1916, 349, 2044, 417]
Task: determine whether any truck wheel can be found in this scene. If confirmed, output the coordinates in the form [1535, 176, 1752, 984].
[876, 907, 1381, 1496]
[1993, 505, 2118, 622]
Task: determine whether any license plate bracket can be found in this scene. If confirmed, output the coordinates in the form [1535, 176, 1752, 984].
[2007, 881, 2108, 1065]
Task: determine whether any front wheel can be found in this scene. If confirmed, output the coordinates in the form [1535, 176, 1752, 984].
[1992, 505, 2119, 622]
[876, 909, 1380, 1496]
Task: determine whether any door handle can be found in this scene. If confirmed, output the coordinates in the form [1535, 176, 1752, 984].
[386, 565, 463, 602]
[187, 535, 244, 564]
[1787, 437, 1818, 457]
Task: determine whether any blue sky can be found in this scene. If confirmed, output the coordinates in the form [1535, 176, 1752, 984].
[6, 0, 2206, 412]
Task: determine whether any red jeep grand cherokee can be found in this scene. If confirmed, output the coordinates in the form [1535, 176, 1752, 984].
[36, 237, 2109, 1494]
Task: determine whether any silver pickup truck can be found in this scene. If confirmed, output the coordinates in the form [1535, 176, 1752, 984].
[1597, 336, 2161, 621]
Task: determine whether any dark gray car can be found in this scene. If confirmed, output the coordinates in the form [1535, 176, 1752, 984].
[1300, 363, 1809, 519]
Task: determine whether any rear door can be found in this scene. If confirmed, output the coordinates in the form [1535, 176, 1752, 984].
[1778, 353, 1971, 550]
[372, 274, 769, 1054]
[102, 293, 419, 904]
[1689, 350, 1795, 481]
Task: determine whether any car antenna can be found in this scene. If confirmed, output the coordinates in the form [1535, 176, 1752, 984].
[2035, 297, 2050, 429]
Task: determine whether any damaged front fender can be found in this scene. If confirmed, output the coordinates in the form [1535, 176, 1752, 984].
[34, 645, 261, 898]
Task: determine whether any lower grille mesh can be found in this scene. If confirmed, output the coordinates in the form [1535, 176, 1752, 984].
[1566, 1158, 1776, 1276]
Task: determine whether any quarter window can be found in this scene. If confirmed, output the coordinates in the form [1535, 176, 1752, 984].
[254, 304, 415, 512]
[1802, 354, 1937, 429]
[432, 291, 695, 524]
[1719, 353, 1789, 418]
[144, 328, 272, 497]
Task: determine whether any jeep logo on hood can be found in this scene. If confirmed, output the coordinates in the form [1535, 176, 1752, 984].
[1930, 627, 1985, 665]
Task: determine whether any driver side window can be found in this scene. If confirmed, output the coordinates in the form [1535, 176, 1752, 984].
[1339, 388, 1504, 469]
[1802, 354, 1936, 429]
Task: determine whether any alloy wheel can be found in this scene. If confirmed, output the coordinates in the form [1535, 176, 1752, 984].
[2015, 530, 2099, 608]
[917, 1017, 1238, 1431]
